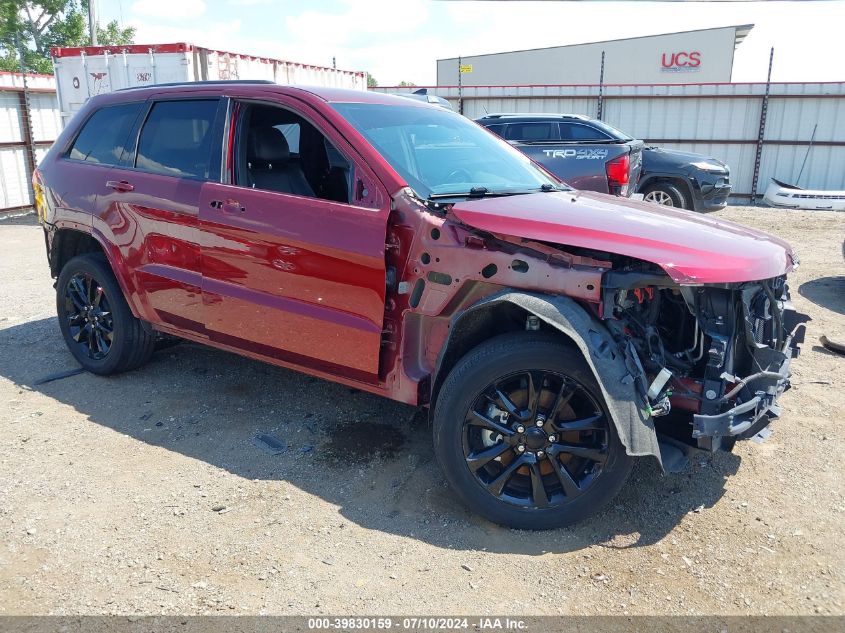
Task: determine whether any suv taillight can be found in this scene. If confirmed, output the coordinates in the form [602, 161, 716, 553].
[605, 154, 630, 196]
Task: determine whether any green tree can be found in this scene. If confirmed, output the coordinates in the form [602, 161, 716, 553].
[397, 80, 416, 87]
[366, 72, 377, 88]
[0, 1, 135, 74]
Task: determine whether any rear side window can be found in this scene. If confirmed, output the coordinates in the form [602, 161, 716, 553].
[504, 122, 556, 142]
[560, 123, 611, 141]
[136, 99, 219, 178]
[68, 102, 143, 165]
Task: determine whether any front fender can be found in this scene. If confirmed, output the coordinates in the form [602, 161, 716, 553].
[435, 290, 662, 466]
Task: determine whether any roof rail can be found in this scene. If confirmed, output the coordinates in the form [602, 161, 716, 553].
[115, 79, 276, 92]
[477, 113, 590, 120]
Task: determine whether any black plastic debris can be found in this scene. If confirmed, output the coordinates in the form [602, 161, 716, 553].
[251, 433, 287, 455]
[33, 367, 85, 385]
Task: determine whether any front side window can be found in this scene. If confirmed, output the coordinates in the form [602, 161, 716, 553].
[334, 103, 558, 199]
[135, 100, 219, 178]
[68, 102, 143, 165]
[235, 102, 352, 203]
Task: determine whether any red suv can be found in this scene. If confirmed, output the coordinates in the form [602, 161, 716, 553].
[35, 82, 804, 529]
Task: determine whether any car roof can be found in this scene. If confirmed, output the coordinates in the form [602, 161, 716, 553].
[103, 81, 427, 107]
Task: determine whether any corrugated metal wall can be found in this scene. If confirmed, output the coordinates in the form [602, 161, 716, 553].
[376, 82, 845, 198]
[0, 73, 60, 213]
[3, 79, 843, 212]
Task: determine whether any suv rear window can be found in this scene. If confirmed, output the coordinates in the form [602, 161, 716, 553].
[68, 102, 143, 165]
[136, 99, 219, 178]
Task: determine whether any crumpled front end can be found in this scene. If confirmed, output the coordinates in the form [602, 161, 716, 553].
[689, 277, 807, 449]
[603, 271, 808, 451]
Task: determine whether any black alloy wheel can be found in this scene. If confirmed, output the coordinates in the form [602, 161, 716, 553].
[63, 271, 114, 360]
[56, 253, 156, 374]
[463, 369, 610, 509]
[434, 333, 633, 529]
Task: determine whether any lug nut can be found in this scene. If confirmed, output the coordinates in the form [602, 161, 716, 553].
[516, 425, 525, 434]
[536, 450, 545, 458]
[516, 445, 525, 453]
[548, 435, 556, 443]
[535, 420, 544, 427]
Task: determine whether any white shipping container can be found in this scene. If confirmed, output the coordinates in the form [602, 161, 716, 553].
[51, 43, 366, 126]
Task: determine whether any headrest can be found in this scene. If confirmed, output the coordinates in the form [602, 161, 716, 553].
[248, 127, 290, 163]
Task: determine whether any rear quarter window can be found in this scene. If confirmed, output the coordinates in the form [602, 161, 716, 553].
[67, 102, 143, 165]
[560, 122, 613, 141]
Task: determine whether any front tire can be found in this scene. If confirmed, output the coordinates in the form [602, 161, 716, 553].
[433, 333, 633, 530]
[642, 182, 689, 209]
[56, 253, 155, 375]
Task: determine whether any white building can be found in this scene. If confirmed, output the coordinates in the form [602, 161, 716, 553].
[437, 25, 753, 86]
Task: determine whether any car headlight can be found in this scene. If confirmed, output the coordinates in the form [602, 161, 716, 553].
[690, 160, 727, 173]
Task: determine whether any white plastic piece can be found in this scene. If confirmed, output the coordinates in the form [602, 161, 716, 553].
[763, 178, 845, 212]
[647, 367, 673, 400]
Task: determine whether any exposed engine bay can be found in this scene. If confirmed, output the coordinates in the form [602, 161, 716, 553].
[600, 267, 807, 451]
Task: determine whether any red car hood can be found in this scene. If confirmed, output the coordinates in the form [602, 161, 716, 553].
[450, 190, 795, 284]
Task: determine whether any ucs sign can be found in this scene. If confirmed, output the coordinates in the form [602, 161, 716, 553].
[660, 51, 701, 72]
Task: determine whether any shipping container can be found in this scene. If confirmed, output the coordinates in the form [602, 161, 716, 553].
[50, 43, 366, 126]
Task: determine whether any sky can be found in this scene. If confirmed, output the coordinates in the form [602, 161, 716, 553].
[96, 0, 845, 86]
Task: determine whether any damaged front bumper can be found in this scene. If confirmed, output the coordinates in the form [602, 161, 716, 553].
[692, 293, 808, 451]
[692, 351, 791, 441]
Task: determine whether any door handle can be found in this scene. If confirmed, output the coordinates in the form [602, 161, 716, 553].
[106, 180, 134, 192]
[211, 199, 244, 214]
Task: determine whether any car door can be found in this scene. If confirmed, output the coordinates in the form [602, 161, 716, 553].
[99, 95, 224, 334]
[199, 97, 389, 383]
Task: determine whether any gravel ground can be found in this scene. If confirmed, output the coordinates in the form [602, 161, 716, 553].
[0, 206, 843, 616]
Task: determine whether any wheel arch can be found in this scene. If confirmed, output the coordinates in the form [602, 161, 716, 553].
[50, 227, 144, 320]
[431, 290, 662, 466]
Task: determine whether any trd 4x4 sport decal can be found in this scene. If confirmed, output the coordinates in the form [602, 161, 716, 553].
[541, 148, 609, 160]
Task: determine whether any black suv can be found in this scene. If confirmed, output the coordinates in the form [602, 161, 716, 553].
[638, 146, 731, 212]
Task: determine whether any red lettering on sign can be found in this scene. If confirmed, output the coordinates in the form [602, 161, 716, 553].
[661, 51, 702, 70]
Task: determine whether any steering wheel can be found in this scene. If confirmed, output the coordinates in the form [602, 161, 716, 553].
[445, 168, 472, 184]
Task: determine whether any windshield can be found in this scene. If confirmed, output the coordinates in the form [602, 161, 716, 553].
[332, 103, 559, 199]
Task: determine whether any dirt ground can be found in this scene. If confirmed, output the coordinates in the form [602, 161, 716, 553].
[0, 206, 843, 617]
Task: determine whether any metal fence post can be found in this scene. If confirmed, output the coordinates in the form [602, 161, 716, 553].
[457, 55, 463, 115]
[597, 51, 605, 120]
[750, 47, 774, 205]
[15, 35, 37, 207]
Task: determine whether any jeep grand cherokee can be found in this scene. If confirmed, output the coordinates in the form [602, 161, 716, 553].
[35, 82, 805, 529]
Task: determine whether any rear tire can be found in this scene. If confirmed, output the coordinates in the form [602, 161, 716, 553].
[433, 333, 633, 530]
[56, 253, 155, 375]
[642, 182, 689, 209]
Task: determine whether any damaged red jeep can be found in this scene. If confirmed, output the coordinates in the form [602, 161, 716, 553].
[35, 83, 806, 529]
